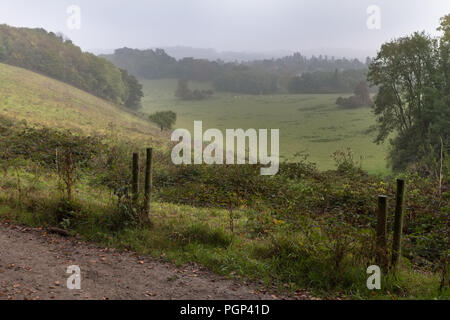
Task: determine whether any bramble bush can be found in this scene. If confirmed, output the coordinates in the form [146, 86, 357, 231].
[0, 117, 447, 297]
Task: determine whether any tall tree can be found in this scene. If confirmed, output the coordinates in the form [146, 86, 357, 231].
[121, 69, 143, 110]
[368, 23, 449, 173]
[438, 14, 450, 42]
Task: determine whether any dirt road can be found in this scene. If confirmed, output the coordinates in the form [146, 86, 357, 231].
[0, 221, 312, 300]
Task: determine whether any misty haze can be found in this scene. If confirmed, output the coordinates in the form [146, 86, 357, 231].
[0, 0, 448, 305]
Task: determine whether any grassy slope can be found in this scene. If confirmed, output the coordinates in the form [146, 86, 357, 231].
[141, 79, 390, 174]
[0, 63, 164, 146]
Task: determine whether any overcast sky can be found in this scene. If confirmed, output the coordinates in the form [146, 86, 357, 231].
[1, 0, 449, 57]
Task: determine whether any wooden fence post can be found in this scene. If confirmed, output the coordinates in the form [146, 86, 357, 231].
[132, 152, 139, 204]
[391, 179, 406, 270]
[144, 148, 153, 221]
[376, 195, 388, 271]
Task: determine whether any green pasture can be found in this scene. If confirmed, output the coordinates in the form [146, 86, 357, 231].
[141, 79, 389, 174]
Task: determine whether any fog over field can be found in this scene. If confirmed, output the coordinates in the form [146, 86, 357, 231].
[1, 0, 449, 58]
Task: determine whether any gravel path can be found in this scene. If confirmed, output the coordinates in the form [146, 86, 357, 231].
[0, 221, 313, 300]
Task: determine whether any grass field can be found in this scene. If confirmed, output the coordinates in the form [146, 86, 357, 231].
[141, 79, 390, 174]
[0, 63, 164, 146]
[0, 65, 389, 174]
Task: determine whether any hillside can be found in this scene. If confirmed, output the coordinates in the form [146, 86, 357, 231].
[0, 62, 163, 145]
[0, 25, 142, 109]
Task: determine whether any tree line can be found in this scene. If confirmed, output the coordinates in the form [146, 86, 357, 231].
[0, 25, 143, 110]
[175, 79, 214, 100]
[103, 48, 370, 95]
[286, 69, 368, 94]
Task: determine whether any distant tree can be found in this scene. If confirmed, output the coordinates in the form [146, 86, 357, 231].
[331, 69, 340, 88]
[213, 69, 278, 94]
[336, 81, 372, 108]
[175, 79, 213, 100]
[175, 79, 191, 99]
[354, 81, 371, 105]
[149, 111, 177, 131]
[335, 95, 362, 109]
[287, 69, 367, 94]
[103, 48, 177, 79]
[120, 69, 143, 110]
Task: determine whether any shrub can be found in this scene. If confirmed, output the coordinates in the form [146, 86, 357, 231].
[170, 223, 233, 248]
